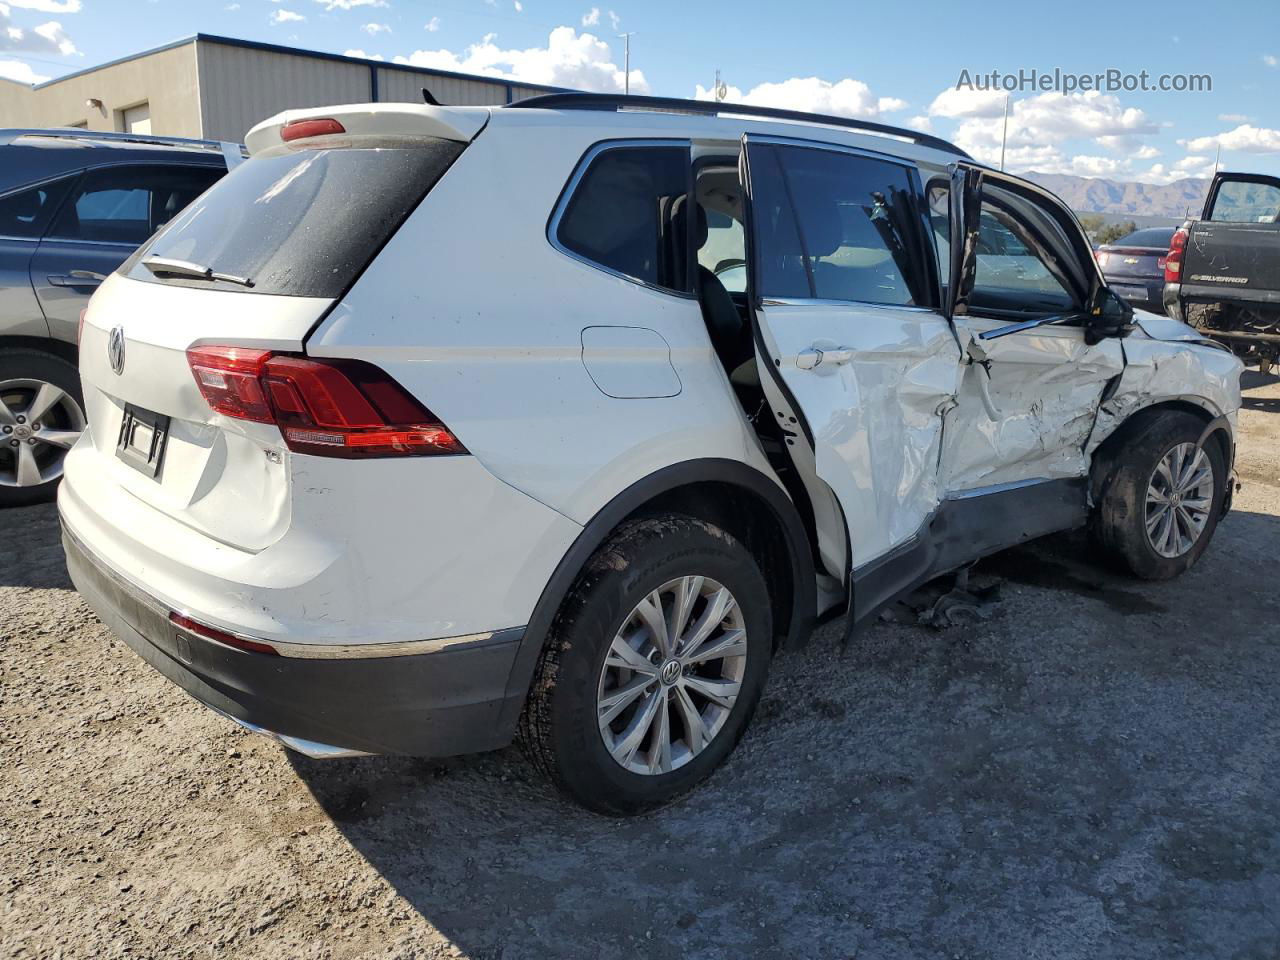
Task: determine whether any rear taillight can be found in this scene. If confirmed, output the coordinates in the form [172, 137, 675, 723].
[186, 346, 466, 458]
[1164, 227, 1189, 283]
[1095, 250, 1109, 267]
[280, 118, 346, 142]
[170, 611, 279, 656]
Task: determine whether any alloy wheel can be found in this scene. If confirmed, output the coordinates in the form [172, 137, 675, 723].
[597, 576, 748, 776]
[0, 379, 85, 489]
[1145, 442, 1214, 559]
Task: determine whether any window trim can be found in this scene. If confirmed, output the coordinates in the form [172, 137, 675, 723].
[546, 138, 697, 300]
[741, 134, 939, 312]
[42, 160, 225, 245]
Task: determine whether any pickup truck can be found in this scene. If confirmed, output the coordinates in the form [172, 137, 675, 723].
[1164, 171, 1280, 373]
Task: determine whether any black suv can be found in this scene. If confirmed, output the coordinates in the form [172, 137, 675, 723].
[0, 129, 235, 506]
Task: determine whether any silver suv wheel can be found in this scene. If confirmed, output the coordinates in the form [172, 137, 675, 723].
[1145, 442, 1214, 559]
[0, 378, 86, 489]
[597, 576, 748, 776]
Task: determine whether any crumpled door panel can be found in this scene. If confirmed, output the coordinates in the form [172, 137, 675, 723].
[941, 325, 1125, 492]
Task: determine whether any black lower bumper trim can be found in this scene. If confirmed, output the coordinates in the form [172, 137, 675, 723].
[62, 524, 529, 757]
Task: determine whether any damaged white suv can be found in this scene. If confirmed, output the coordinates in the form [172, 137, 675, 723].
[61, 94, 1242, 814]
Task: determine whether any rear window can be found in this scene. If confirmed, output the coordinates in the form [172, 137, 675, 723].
[123, 138, 465, 297]
[1115, 228, 1175, 248]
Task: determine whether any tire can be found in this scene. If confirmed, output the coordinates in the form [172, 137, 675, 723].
[0, 348, 85, 508]
[519, 515, 773, 816]
[1093, 410, 1227, 580]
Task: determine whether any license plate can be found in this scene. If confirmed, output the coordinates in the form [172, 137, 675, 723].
[1113, 285, 1148, 300]
[116, 404, 171, 479]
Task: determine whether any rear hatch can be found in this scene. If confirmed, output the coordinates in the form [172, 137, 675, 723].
[73, 104, 484, 552]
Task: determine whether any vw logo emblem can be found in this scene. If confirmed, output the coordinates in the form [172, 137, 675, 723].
[107, 326, 126, 376]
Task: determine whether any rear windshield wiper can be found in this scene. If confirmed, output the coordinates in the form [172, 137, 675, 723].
[142, 256, 254, 288]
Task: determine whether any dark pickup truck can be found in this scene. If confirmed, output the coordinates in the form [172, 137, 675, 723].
[1164, 171, 1280, 373]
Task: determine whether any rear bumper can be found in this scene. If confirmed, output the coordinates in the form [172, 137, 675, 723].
[62, 523, 530, 757]
[1106, 275, 1165, 311]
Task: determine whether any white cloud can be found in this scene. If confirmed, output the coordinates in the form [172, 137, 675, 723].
[581, 7, 599, 26]
[514, 0, 522, 10]
[271, 8, 304, 23]
[906, 114, 932, 132]
[425, 16, 440, 31]
[950, 91, 1157, 168]
[693, 76, 907, 120]
[1264, 54, 1278, 68]
[361, 21, 389, 34]
[314, 0, 386, 9]
[1137, 155, 1217, 184]
[343, 48, 382, 60]
[0, 57, 48, 82]
[6, 0, 80, 11]
[225, 2, 239, 8]
[608, 10, 619, 30]
[1218, 113, 1250, 124]
[0, 5, 76, 56]
[927, 86, 1007, 119]
[1181, 123, 1280, 154]
[394, 26, 646, 94]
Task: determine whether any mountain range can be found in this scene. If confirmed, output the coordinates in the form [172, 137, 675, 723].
[1022, 172, 1210, 219]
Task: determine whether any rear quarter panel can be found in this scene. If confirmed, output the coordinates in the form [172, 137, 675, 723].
[308, 118, 776, 526]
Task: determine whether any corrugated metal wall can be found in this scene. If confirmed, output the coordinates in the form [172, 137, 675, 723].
[197, 41, 371, 141]
[376, 66, 510, 107]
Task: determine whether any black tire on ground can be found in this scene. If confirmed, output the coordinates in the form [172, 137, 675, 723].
[1092, 409, 1227, 580]
[0, 348, 84, 508]
[519, 515, 773, 816]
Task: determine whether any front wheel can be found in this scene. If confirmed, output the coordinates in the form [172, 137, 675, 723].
[519, 515, 773, 815]
[1093, 410, 1227, 580]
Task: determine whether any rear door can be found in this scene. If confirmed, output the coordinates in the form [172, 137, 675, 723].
[30, 163, 224, 343]
[935, 167, 1125, 491]
[0, 176, 75, 338]
[1184, 173, 1280, 293]
[741, 135, 961, 579]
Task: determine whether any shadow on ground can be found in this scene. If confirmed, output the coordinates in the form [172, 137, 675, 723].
[3, 502, 73, 590]
[287, 513, 1280, 960]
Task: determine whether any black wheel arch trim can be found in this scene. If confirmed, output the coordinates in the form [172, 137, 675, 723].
[496, 457, 817, 732]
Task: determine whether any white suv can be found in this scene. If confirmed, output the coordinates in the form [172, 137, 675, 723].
[61, 94, 1242, 814]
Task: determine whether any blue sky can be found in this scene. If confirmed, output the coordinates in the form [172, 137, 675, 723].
[1, 0, 1277, 181]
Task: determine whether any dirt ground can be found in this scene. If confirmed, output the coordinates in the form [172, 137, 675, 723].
[3, 372, 1279, 960]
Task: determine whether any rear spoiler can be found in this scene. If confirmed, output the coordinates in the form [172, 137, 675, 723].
[245, 103, 490, 156]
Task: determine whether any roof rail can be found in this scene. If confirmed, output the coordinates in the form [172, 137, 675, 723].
[507, 93, 970, 159]
[0, 128, 234, 152]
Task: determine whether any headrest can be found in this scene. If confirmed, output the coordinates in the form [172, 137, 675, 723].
[672, 197, 709, 250]
[6, 189, 42, 222]
[802, 201, 844, 257]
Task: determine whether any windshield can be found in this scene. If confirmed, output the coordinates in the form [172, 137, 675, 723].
[123, 137, 465, 297]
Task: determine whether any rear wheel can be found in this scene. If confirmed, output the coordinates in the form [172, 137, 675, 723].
[1093, 410, 1226, 580]
[520, 515, 773, 815]
[0, 349, 85, 508]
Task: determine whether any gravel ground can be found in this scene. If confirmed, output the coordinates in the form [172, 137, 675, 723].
[4, 372, 1279, 960]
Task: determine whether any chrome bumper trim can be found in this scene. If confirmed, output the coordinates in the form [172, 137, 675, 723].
[212, 708, 372, 759]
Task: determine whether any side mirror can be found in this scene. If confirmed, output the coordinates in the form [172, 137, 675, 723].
[1085, 287, 1136, 345]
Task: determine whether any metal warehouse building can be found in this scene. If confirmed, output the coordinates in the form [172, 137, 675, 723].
[0, 33, 565, 141]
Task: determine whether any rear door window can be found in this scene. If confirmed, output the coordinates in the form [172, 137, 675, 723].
[749, 143, 934, 307]
[0, 178, 75, 239]
[555, 144, 691, 293]
[125, 139, 465, 297]
[50, 165, 224, 246]
[1209, 179, 1280, 223]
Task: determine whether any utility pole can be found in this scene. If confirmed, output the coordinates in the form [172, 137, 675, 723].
[620, 32, 631, 95]
[999, 94, 1010, 172]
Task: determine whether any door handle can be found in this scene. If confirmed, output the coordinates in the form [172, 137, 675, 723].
[48, 271, 105, 288]
[796, 347, 854, 370]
